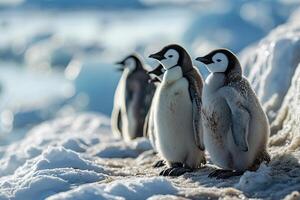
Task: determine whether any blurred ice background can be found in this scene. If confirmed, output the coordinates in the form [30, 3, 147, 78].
[0, 0, 299, 145]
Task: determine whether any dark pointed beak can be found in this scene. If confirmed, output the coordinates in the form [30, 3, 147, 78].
[149, 51, 165, 61]
[115, 60, 125, 65]
[149, 77, 160, 83]
[115, 60, 125, 71]
[195, 56, 213, 65]
[147, 64, 164, 76]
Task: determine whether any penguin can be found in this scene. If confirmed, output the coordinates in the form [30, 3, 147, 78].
[149, 44, 206, 176]
[111, 54, 155, 142]
[195, 49, 270, 179]
[143, 64, 166, 168]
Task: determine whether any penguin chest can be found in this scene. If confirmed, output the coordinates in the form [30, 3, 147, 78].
[202, 91, 233, 168]
[154, 79, 193, 157]
[157, 79, 192, 128]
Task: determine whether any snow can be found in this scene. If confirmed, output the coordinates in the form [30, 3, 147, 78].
[47, 176, 179, 200]
[270, 63, 300, 146]
[47, 176, 177, 200]
[239, 17, 300, 122]
[0, 114, 162, 200]
[0, 110, 299, 199]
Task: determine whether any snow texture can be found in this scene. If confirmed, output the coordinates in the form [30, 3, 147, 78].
[0, 111, 299, 200]
[239, 17, 300, 122]
[0, 114, 155, 200]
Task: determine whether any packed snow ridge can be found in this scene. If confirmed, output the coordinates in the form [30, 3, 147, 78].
[240, 14, 300, 122]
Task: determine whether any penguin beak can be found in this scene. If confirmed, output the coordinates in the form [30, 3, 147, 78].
[115, 60, 125, 71]
[195, 56, 213, 65]
[149, 77, 160, 83]
[147, 64, 164, 76]
[149, 51, 166, 61]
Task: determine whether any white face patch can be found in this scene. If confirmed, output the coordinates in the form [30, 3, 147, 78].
[206, 53, 228, 73]
[160, 49, 179, 70]
[125, 58, 136, 71]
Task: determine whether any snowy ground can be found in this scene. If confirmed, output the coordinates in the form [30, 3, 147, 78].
[0, 113, 299, 200]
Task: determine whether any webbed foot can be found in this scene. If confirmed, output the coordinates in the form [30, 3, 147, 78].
[159, 163, 192, 177]
[153, 160, 166, 168]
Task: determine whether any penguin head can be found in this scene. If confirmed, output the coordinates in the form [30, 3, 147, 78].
[149, 44, 193, 73]
[147, 64, 165, 83]
[195, 49, 241, 75]
[115, 54, 143, 72]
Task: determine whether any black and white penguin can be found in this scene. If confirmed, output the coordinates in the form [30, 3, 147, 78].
[149, 44, 206, 176]
[111, 54, 155, 141]
[195, 49, 270, 179]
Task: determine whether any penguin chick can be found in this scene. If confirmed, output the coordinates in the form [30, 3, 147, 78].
[195, 49, 270, 179]
[111, 54, 155, 141]
[149, 44, 206, 176]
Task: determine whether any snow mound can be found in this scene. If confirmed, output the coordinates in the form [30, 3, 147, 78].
[236, 164, 272, 193]
[0, 113, 110, 176]
[270, 63, 300, 150]
[47, 177, 178, 200]
[239, 19, 300, 122]
[0, 146, 106, 200]
[0, 113, 162, 200]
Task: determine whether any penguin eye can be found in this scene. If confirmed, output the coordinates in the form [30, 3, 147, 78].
[168, 55, 173, 58]
[216, 59, 222, 62]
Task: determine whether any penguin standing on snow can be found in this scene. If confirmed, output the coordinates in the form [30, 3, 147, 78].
[111, 54, 155, 141]
[149, 44, 206, 176]
[195, 49, 270, 179]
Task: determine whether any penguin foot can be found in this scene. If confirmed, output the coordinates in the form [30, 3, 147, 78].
[159, 167, 192, 177]
[153, 160, 166, 168]
[209, 169, 244, 179]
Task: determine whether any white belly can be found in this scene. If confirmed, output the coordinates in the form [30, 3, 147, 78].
[154, 78, 202, 167]
[202, 90, 265, 170]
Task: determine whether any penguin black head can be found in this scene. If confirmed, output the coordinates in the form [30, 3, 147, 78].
[195, 49, 242, 77]
[115, 54, 144, 72]
[148, 44, 193, 74]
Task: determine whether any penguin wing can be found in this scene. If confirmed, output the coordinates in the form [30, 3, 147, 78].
[219, 86, 250, 152]
[117, 109, 123, 137]
[143, 109, 151, 138]
[185, 69, 205, 151]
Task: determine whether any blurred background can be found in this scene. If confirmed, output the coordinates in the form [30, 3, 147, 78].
[0, 0, 299, 145]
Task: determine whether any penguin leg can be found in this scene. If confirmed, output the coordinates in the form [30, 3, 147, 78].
[153, 160, 166, 168]
[249, 150, 271, 171]
[209, 169, 244, 179]
[159, 162, 183, 176]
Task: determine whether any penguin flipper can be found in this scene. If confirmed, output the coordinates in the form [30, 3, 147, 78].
[220, 87, 250, 152]
[185, 68, 205, 151]
[117, 109, 122, 137]
[143, 110, 151, 138]
[111, 107, 122, 138]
